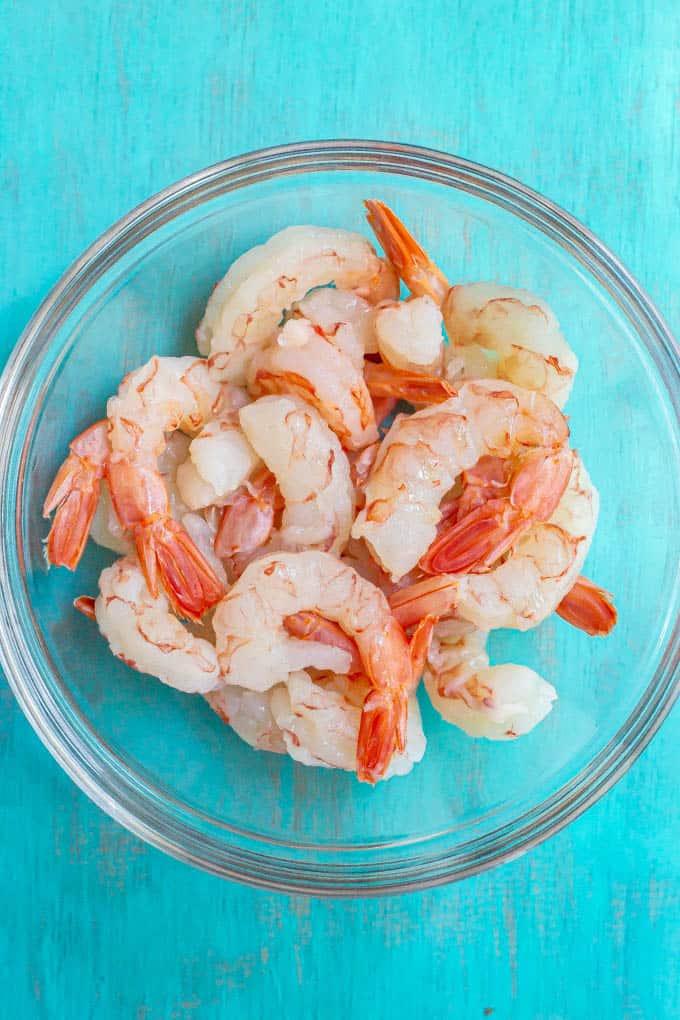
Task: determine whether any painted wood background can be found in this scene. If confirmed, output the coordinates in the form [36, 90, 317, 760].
[1, 1, 679, 1016]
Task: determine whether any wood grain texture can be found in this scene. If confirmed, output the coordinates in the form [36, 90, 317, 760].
[1, 1, 679, 1017]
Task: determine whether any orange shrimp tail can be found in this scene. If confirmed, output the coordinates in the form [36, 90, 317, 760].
[73, 595, 97, 620]
[356, 687, 408, 784]
[214, 468, 279, 560]
[364, 361, 456, 405]
[409, 614, 437, 682]
[389, 576, 459, 629]
[420, 498, 531, 575]
[556, 575, 618, 636]
[364, 200, 451, 304]
[43, 455, 102, 570]
[136, 517, 226, 621]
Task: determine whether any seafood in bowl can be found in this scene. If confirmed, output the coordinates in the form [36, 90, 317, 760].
[43, 200, 617, 785]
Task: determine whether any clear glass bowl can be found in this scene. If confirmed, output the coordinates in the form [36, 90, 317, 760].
[1, 141, 679, 896]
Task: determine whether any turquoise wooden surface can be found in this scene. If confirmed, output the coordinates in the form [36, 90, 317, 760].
[1, 1, 679, 1016]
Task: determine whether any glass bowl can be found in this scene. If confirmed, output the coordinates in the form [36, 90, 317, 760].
[1, 141, 679, 897]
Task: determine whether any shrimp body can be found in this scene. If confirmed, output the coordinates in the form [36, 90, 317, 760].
[352, 378, 569, 581]
[106, 356, 227, 619]
[373, 295, 444, 374]
[207, 685, 288, 754]
[239, 395, 354, 556]
[390, 453, 598, 631]
[442, 283, 578, 409]
[424, 619, 557, 738]
[197, 227, 398, 384]
[213, 550, 413, 782]
[294, 287, 378, 363]
[176, 414, 261, 511]
[94, 557, 220, 693]
[248, 318, 378, 450]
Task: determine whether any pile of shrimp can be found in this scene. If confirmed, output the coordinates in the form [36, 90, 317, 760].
[43, 202, 617, 785]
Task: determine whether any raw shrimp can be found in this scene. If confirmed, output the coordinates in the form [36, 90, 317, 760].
[106, 356, 227, 619]
[364, 200, 578, 408]
[248, 318, 378, 450]
[207, 685, 287, 754]
[94, 557, 220, 694]
[389, 452, 598, 631]
[373, 295, 444, 374]
[212, 550, 414, 783]
[352, 378, 569, 581]
[196, 227, 398, 384]
[43, 420, 110, 569]
[424, 619, 557, 739]
[176, 412, 261, 510]
[238, 395, 354, 556]
[294, 287, 378, 364]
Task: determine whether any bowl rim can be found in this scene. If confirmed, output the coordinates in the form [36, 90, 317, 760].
[1, 139, 679, 896]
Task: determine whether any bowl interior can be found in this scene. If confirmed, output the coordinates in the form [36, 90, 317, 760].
[9, 155, 680, 882]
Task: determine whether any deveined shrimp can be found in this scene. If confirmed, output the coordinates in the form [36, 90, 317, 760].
[365, 200, 578, 408]
[389, 452, 599, 632]
[196, 226, 398, 384]
[424, 619, 557, 739]
[212, 550, 414, 783]
[106, 356, 228, 619]
[237, 394, 354, 557]
[248, 317, 378, 450]
[373, 295, 444, 374]
[207, 685, 288, 755]
[352, 378, 569, 581]
[294, 287, 379, 365]
[93, 557, 220, 693]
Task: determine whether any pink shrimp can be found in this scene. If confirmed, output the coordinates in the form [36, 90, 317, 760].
[212, 550, 415, 783]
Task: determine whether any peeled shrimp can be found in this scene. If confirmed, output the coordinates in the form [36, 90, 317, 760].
[106, 356, 227, 619]
[176, 414, 261, 511]
[212, 550, 414, 783]
[424, 619, 557, 739]
[238, 394, 354, 556]
[94, 557, 220, 693]
[352, 378, 569, 581]
[373, 295, 444, 374]
[390, 452, 598, 631]
[207, 685, 287, 754]
[196, 227, 398, 384]
[294, 287, 378, 364]
[365, 200, 577, 408]
[248, 318, 378, 450]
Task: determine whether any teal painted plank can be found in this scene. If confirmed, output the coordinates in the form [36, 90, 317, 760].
[1, 1, 679, 1018]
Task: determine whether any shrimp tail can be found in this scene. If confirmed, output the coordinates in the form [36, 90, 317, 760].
[364, 361, 456, 405]
[43, 420, 110, 570]
[409, 614, 437, 682]
[44, 460, 102, 569]
[364, 200, 450, 304]
[137, 516, 226, 621]
[357, 686, 408, 784]
[420, 499, 531, 575]
[556, 575, 617, 636]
